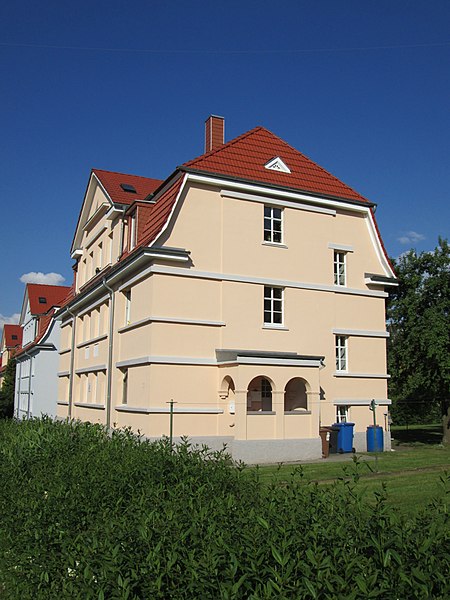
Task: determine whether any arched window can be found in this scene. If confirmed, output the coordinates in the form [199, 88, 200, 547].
[284, 378, 308, 411]
[247, 376, 273, 412]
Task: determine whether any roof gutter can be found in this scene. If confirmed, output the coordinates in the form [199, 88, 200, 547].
[179, 166, 377, 209]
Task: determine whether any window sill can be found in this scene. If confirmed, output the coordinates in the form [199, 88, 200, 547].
[284, 410, 312, 415]
[247, 411, 276, 415]
[262, 325, 289, 331]
[73, 402, 105, 410]
[77, 333, 108, 349]
[116, 405, 152, 414]
[262, 242, 288, 249]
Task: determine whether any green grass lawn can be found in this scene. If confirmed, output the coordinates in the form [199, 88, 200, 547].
[250, 427, 450, 516]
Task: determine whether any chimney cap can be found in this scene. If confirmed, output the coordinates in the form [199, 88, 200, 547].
[205, 114, 224, 122]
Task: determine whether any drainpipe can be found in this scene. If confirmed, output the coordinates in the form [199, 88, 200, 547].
[102, 277, 115, 430]
[66, 305, 77, 420]
[15, 358, 22, 419]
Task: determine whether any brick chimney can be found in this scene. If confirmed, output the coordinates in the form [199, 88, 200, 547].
[205, 115, 224, 152]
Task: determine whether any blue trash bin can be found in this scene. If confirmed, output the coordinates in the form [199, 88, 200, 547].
[366, 425, 384, 452]
[332, 422, 355, 453]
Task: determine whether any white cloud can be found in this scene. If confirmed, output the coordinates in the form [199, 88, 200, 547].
[20, 272, 66, 285]
[0, 313, 20, 337]
[397, 231, 426, 245]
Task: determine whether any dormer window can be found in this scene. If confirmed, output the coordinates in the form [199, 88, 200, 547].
[38, 297, 47, 304]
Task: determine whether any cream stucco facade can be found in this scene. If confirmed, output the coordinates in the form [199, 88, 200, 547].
[57, 148, 396, 463]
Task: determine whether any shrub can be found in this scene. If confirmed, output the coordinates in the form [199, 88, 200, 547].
[0, 418, 448, 599]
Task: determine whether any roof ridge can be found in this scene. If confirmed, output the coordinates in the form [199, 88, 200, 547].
[183, 126, 265, 167]
[92, 168, 163, 182]
[27, 283, 71, 289]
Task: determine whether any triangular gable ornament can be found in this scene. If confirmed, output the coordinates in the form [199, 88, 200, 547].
[264, 156, 291, 174]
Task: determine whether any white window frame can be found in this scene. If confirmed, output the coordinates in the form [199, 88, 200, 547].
[130, 213, 137, 250]
[263, 205, 283, 244]
[335, 335, 348, 372]
[264, 286, 283, 327]
[336, 405, 349, 423]
[122, 369, 128, 405]
[124, 290, 131, 325]
[334, 251, 346, 286]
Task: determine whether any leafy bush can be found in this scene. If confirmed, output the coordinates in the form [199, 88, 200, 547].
[0, 418, 448, 599]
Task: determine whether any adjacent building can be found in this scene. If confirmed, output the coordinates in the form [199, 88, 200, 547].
[14, 283, 71, 419]
[56, 116, 397, 462]
[0, 324, 22, 387]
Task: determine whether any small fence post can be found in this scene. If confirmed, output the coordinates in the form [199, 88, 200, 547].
[167, 399, 176, 449]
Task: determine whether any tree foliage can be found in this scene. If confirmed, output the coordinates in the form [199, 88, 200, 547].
[0, 357, 16, 419]
[387, 238, 450, 438]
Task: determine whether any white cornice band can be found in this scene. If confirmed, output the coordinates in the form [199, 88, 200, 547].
[334, 398, 392, 406]
[149, 265, 388, 298]
[220, 189, 336, 216]
[333, 372, 390, 379]
[332, 328, 389, 338]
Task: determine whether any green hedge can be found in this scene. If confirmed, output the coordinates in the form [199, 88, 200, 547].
[0, 418, 448, 599]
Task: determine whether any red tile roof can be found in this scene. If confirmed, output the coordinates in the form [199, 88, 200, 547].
[184, 127, 368, 203]
[27, 284, 72, 315]
[139, 176, 185, 246]
[93, 169, 163, 206]
[3, 324, 22, 349]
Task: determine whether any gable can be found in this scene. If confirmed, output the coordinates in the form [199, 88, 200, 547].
[184, 127, 368, 203]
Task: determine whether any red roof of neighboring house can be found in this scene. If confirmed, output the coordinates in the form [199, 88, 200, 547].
[184, 127, 368, 203]
[93, 169, 163, 205]
[27, 284, 72, 315]
[3, 324, 22, 349]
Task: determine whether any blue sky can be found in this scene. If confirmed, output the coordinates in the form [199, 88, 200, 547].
[1, 0, 449, 329]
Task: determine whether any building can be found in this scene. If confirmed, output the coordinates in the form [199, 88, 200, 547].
[56, 116, 396, 462]
[14, 283, 71, 419]
[0, 324, 22, 387]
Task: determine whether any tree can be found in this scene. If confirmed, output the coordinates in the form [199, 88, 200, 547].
[387, 237, 450, 443]
[0, 356, 16, 418]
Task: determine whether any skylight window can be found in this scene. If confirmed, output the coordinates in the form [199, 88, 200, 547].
[38, 297, 47, 304]
[120, 183, 137, 193]
[12, 335, 18, 340]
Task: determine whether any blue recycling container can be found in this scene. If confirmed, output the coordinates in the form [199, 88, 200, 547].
[366, 425, 384, 452]
[332, 422, 355, 453]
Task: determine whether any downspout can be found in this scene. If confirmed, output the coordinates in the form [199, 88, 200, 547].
[102, 278, 115, 430]
[66, 306, 77, 419]
[15, 356, 22, 418]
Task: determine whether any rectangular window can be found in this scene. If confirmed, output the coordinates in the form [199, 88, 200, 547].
[264, 286, 283, 326]
[264, 206, 283, 244]
[335, 335, 348, 371]
[336, 405, 349, 423]
[98, 242, 103, 271]
[124, 290, 131, 324]
[334, 251, 346, 286]
[122, 370, 128, 405]
[130, 213, 137, 250]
